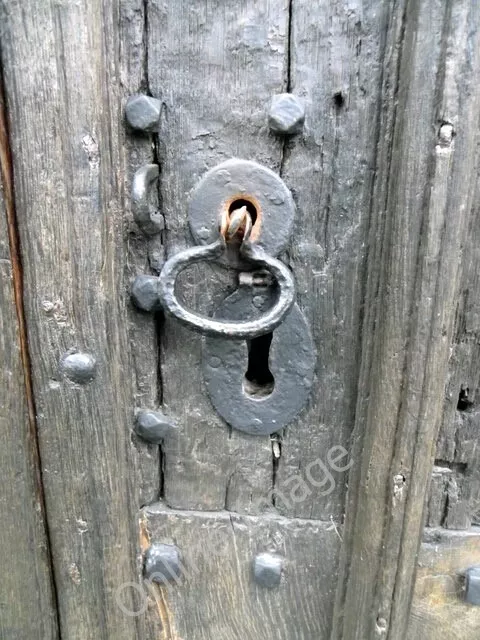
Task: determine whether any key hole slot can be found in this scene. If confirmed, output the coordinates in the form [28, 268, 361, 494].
[243, 332, 275, 397]
[228, 198, 258, 226]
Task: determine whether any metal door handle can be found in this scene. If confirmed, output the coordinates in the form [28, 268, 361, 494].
[158, 211, 295, 338]
[131, 158, 316, 435]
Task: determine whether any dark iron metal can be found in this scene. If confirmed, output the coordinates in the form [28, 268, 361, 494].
[253, 553, 283, 588]
[132, 164, 164, 235]
[60, 351, 97, 384]
[130, 275, 162, 312]
[135, 410, 176, 444]
[158, 234, 295, 339]
[125, 94, 161, 132]
[203, 287, 315, 435]
[144, 543, 181, 585]
[131, 158, 314, 435]
[268, 93, 305, 135]
[188, 158, 295, 269]
[465, 566, 480, 605]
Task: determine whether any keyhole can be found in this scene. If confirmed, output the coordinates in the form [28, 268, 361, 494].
[243, 333, 275, 397]
[228, 198, 258, 225]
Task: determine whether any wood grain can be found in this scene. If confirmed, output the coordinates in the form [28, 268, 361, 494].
[143, 503, 341, 640]
[0, 73, 58, 640]
[147, 0, 288, 513]
[427, 166, 480, 530]
[334, 1, 480, 638]
[408, 528, 480, 640]
[2, 1, 480, 638]
[0, 1, 162, 637]
[277, 0, 389, 520]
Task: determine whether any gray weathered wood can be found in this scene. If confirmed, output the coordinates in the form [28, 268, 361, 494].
[0, 82, 58, 638]
[142, 504, 340, 640]
[427, 167, 480, 530]
[147, 0, 288, 513]
[334, 1, 480, 638]
[277, 0, 389, 520]
[2, 1, 480, 638]
[408, 528, 480, 640]
[0, 1, 162, 637]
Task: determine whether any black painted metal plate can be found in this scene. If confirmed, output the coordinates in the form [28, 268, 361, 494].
[202, 287, 316, 435]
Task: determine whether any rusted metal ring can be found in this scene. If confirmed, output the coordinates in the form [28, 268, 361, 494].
[223, 206, 251, 242]
[158, 235, 295, 338]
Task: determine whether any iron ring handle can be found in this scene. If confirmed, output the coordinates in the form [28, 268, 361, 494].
[158, 239, 295, 338]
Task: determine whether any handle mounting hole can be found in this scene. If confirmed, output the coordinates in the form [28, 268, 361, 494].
[229, 198, 258, 226]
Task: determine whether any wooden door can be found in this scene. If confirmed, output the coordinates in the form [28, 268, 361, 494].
[1, 1, 480, 639]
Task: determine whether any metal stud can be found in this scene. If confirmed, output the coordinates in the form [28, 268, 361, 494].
[268, 94, 305, 135]
[465, 566, 480, 605]
[135, 410, 176, 444]
[125, 94, 161, 132]
[60, 351, 97, 384]
[144, 543, 182, 585]
[253, 553, 283, 588]
[131, 275, 161, 312]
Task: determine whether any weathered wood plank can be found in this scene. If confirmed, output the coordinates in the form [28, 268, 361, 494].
[0, 80, 58, 640]
[3, 2, 480, 639]
[147, 0, 289, 513]
[427, 168, 480, 530]
[0, 1, 162, 637]
[408, 528, 480, 640]
[142, 504, 340, 640]
[122, 1, 163, 511]
[334, 1, 480, 638]
[276, 0, 389, 520]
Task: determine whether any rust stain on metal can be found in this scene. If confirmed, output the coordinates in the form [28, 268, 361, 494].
[221, 192, 262, 243]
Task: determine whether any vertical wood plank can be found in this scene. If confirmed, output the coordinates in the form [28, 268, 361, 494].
[276, 0, 389, 520]
[0, 79, 58, 640]
[122, 1, 162, 510]
[428, 168, 480, 530]
[147, 0, 289, 513]
[334, 1, 480, 638]
[0, 1, 162, 637]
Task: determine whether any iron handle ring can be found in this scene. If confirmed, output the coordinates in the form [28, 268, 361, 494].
[158, 238, 295, 338]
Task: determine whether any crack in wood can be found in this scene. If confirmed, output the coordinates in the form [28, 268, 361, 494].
[0, 51, 61, 636]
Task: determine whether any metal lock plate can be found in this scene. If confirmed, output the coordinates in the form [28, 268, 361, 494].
[189, 159, 296, 268]
[203, 287, 316, 436]
[149, 157, 315, 434]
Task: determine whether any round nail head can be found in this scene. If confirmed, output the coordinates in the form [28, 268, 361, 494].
[465, 566, 480, 605]
[135, 410, 175, 443]
[144, 543, 181, 584]
[125, 94, 161, 132]
[253, 553, 283, 588]
[131, 275, 161, 312]
[268, 94, 305, 135]
[61, 352, 97, 384]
